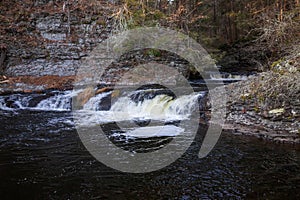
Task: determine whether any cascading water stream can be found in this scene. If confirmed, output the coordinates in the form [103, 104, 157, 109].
[0, 89, 204, 117]
[0, 90, 82, 111]
[109, 93, 203, 121]
[0, 89, 204, 138]
[0, 89, 204, 139]
[35, 90, 82, 111]
[83, 91, 112, 111]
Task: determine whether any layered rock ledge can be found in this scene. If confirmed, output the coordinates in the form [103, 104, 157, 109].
[209, 57, 300, 143]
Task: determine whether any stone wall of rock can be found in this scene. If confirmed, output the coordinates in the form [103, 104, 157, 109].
[3, 0, 113, 77]
[1, 0, 199, 83]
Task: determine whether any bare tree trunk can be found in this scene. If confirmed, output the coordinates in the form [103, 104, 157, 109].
[0, 48, 6, 75]
[213, 0, 217, 35]
[280, 0, 284, 21]
[213, 0, 216, 22]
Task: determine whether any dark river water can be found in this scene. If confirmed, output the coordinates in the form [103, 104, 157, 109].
[0, 109, 299, 199]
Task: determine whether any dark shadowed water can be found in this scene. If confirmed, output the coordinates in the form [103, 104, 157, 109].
[0, 110, 299, 199]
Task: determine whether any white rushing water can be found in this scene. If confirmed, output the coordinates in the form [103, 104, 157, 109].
[75, 91, 203, 128]
[0, 89, 203, 114]
[0, 89, 203, 138]
[0, 90, 83, 111]
[209, 72, 248, 81]
[110, 93, 202, 120]
[112, 125, 184, 138]
[35, 90, 80, 111]
[83, 91, 112, 111]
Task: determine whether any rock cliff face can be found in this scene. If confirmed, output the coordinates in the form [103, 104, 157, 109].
[2, 0, 113, 77]
[1, 0, 194, 89]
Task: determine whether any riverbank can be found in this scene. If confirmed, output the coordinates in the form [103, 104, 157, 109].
[211, 55, 300, 144]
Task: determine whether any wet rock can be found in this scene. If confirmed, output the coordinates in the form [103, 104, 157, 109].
[95, 87, 112, 95]
[75, 87, 94, 108]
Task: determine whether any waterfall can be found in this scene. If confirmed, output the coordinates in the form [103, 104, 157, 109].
[209, 72, 248, 81]
[0, 89, 204, 122]
[0, 88, 205, 139]
[72, 90, 204, 138]
[0, 94, 35, 110]
[0, 90, 82, 111]
[83, 91, 111, 111]
[35, 94, 71, 111]
[36, 90, 82, 111]
[0, 97, 12, 111]
[110, 93, 202, 120]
